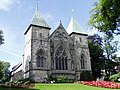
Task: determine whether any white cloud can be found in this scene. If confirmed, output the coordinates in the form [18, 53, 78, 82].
[0, 0, 20, 11]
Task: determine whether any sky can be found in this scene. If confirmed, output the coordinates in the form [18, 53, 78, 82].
[0, 0, 119, 69]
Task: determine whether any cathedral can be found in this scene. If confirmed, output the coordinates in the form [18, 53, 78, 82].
[11, 7, 91, 82]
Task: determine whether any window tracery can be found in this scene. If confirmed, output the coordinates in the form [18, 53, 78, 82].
[55, 45, 68, 70]
[36, 49, 44, 67]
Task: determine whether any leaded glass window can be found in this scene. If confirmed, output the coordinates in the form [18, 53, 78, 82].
[36, 49, 44, 67]
[55, 45, 68, 70]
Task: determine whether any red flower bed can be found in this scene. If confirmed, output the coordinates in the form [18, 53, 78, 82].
[77, 81, 120, 89]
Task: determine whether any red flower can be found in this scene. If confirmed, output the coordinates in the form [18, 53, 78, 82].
[78, 81, 120, 89]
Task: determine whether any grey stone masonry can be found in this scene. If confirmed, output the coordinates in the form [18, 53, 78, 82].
[11, 9, 92, 82]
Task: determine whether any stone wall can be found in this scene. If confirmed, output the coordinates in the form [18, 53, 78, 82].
[12, 70, 23, 81]
[70, 32, 91, 80]
[32, 70, 48, 82]
[31, 26, 50, 70]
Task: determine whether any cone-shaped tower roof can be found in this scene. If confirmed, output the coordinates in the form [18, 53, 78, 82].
[66, 16, 84, 34]
[24, 6, 50, 35]
[31, 9, 49, 28]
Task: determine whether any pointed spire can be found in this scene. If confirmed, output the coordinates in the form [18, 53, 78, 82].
[31, 1, 49, 28]
[55, 20, 66, 30]
[66, 15, 84, 34]
[60, 20, 62, 24]
[24, 1, 50, 35]
[60, 20, 62, 26]
[36, 0, 39, 11]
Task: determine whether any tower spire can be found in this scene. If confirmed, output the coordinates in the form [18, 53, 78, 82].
[31, 0, 50, 28]
[60, 20, 62, 24]
[66, 11, 84, 34]
[36, 0, 39, 11]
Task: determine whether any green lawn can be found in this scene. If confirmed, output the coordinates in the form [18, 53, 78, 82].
[0, 83, 120, 90]
[34, 83, 120, 90]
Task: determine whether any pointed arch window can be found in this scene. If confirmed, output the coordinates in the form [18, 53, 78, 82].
[81, 54, 85, 69]
[36, 49, 44, 67]
[55, 45, 68, 70]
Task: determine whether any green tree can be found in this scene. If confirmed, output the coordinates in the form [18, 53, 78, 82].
[0, 30, 4, 82]
[89, 0, 120, 34]
[0, 61, 4, 80]
[89, 0, 120, 80]
[1, 61, 10, 82]
[0, 30, 4, 45]
[103, 34, 119, 77]
[0, 61, 10, 82]
[103, 34, 119, 61]
[88, 41, 105, 80]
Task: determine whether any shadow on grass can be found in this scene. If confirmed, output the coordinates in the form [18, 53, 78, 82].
[0, 87, 39, 90]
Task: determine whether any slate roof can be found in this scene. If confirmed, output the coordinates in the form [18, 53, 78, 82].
[24, 8, 50, 35]
[31, 9, 49, 28]
[66, 16, 84, 34]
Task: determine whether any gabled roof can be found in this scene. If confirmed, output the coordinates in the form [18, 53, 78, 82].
[66, 16, 84, 34]
[49, 21, 67, 38]
[56, 21, 66, 31]
[31, 9, 49, 28]
[49, 21, 73, 43]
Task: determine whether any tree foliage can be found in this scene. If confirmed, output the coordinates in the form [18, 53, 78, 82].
[102, 33, 119, 77]
[88, 33, 119, 80]
[0, 61, 4, 80]
[80, 70, 93, 81]
[88, 40, 105, 80]
[89, 0, 120, 34]
[89, 0, 120, 80]
[0, 61, 10, 82]
[103, 34, 119, 60]
[0, 30, 4, 45]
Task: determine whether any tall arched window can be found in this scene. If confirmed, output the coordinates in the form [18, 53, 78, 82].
[55, 45, 68, 70]
[81, 54, 85, 69]
[36, 49, 44, 67]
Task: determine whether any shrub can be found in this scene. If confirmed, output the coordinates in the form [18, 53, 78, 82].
[80, 70, 93, 81]
[18, 78, 34, 83]
[24, 81, 30, 85]
[109, 72, 120, 82]
[47, 75, 74, 83]
[57, 76, 66, 83]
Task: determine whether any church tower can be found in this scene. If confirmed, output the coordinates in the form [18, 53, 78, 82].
[67, 15, 91, 80]
[12, 5, 92, 82]
[23, 6, 51, 82]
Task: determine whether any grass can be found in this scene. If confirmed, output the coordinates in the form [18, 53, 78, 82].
[0, 83, 120, 90]
[0, 87, 38, 90]
[34, 83, 120, 90]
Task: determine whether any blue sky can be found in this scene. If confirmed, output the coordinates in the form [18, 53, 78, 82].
[0, 0, 119, 69]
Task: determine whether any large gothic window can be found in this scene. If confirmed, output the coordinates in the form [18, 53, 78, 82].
[81, 54, 85, 69]
[55, 45, 68, 70]
[36, 49, 44, 67]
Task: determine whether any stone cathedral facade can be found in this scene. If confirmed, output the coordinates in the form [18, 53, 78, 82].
[11, 8, 91, 82]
